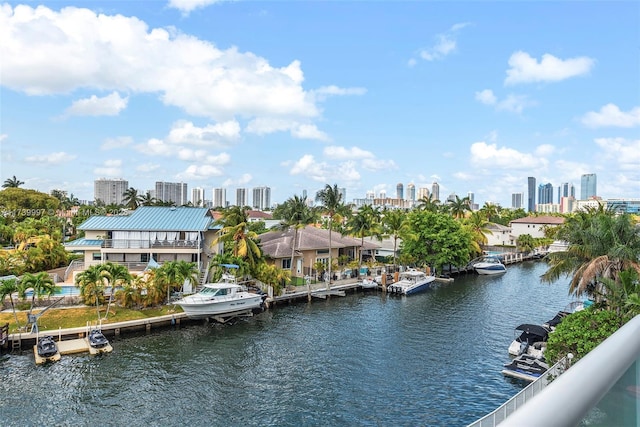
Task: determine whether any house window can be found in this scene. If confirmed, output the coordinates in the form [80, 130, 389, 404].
[282, 259, 291, 269]
[92, 253, 101, 261]
[141, 253, 149, 263]
[316, 249, 329, 255]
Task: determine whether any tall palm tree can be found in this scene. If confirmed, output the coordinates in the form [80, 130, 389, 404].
[417, 194, 440, 212]
[75, 265, 110, 319]
[277, 195, 318, 278]
[464, 211, 492, 256]
[345, 205, 382, 276]
[2, 175, 24, 188]
[542, 211, 640, 297]
[382, 209, 412, 269]
[212, 206, 262, 270]
[122, 187, 143, 210]
[100, 262, 132, 318]
[479, 202, 500, 223]
[140, 191, 156, 206]
[0, 277, 21, 327]
[18, 271, 57, 317]
[315, 184, 344, 289]
[447, 195, 471, 219]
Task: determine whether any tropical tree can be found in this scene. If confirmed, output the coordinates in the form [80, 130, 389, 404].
[122, 187, 143, 210]
[277, 195, 318, 278]
[516, 233, 536, 254]
[416, 194, 440, 212]
[0, 277, 21, 327]
[542, 211, 640, 298]
[2, 175, 24, 188]
[99, 262, 132, 318]
[464, 211, 492, 256]
[479, 202, 500, 223]
[213, 206, 262, 271]
[345, 205, 382, 276]
[140, 191, 156, 206]
[75, 265, 110, 319]
[18, 271, 57, 317]
[381, 209, 411, 269]
[315, 184, 344, 288]
[447, 195, 471, 219]
[255, 262, 290, 295]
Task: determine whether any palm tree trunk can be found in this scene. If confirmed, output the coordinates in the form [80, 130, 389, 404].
[327, 219, 332, 291]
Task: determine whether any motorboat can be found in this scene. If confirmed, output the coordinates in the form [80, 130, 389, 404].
[360, 277, 378, 290]
[508, 323, 550, 358]
[387, 270, 435, 295]
[502, 353, 549, 382]
[88, 330, 110, 349]
[473, 256, 507, 275]
[176, 271, 265, 320]
[37, 335, 59, 358]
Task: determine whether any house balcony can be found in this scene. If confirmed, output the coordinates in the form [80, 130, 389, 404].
[101, 239, 203, 250]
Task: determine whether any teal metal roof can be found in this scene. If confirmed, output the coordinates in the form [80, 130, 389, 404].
[64, 238, 104, 247]
[79, 206, 212, 231]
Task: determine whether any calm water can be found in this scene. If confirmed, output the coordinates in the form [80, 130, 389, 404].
[0, 261, 575, 426]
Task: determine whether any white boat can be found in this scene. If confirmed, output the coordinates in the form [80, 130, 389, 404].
[508, 323, 550, 358]
[176, 271, 265, 320]
[473, 256, 507, 275]
[387, 270, 435, 295]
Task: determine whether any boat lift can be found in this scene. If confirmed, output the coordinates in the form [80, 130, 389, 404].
[26, 297, 64, 334]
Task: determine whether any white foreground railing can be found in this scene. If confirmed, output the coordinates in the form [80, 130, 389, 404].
[467, 356, 570, 427]
[500, 314, 640, 426]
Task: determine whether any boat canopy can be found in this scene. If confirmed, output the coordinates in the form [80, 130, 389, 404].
[220, 263, 240, 269]
[515, 324, 550, 338]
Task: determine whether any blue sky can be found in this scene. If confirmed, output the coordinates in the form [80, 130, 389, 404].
[1, 1, 639, 208]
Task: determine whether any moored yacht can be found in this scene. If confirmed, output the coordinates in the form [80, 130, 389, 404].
[387, 269, 435, 295]
[473, 256, 507, 275]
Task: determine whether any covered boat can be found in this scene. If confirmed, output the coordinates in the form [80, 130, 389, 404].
[508, 323, 550, 358]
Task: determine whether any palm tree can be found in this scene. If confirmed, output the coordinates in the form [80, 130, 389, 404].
[447, 195, 471, 219]
[140, 191, 156, 206]
[479, 202, 500, 223]
[315, 184, 344, 289]
[18, 271, 57, 317]
[100, 262, 132, 318]
[2, 175, 24, 188]
[122, 187, 143, 210]
[212, 206, 262, 270]
[345, 205, 382, 276]
[75, 265, 110, 319]
[416, 194, 440, 212]
[277, 195, 318, 278]
[0, 277, 21, 327]
[381, 209, 411, 269]
[464, 211, 492, 256]
[542, 211, 640, 298]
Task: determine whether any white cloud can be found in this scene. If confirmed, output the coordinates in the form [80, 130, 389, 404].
[415, 22, 469, 63]
[25, 151, 77, 164]
[176, 164, 224, 180]
[289, 154, 329, 181]
[64, 92, 128, 116]
[581, 104, 640, 128]
[475, 89, 496, 105]
[311, 85, 367, 101]
[136, 163, 160, 172]
[470, 142, 547, 169]
[535, 144, 556, 156]
[166, 120, 241, 146]
[361, 158, 398, 172]
[167, 0, 223, 14]
[246, 118, 330, 141]
[0, 134, 7, 142]
[138, 138, 175, 156]
[291, 124, 330, 141]
[0, 4, 335, 130]
[94, 159, 122, 176]
[505, 51, 594, 85]
[323, 146, 374, 160]
[594, 137, 640, 170]
[101, 136, 133, 150]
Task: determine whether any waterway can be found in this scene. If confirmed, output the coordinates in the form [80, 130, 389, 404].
[0, 260, 576, 426]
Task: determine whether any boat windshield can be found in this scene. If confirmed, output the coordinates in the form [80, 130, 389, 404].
[200, 287, 231, 296]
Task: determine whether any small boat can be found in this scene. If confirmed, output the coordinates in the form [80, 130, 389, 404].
[34, 335, 61, 364]
[473, 256, 507, 275]
[387, 270, 435, 295]
[508, 323, 550, 358]
[360, 278, 378, 290]
[88, 330, 110, 349]
[176, 268, 265, 320]
[502, 353, 549, 382]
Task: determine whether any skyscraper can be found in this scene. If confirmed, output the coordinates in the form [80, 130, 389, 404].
[431, 182, 440, 202]
[396, 183, 404, 200]
[512, 192, 524, 209]
[191, 187, 204, 207]
[155, 181, 187, 205]
[339, 187, 347, 203]
[94, 178, 128, 205]
[252, 186, 271, 210]
[417, 187, 430, 200]
[407, 183, 416, 201]
[213, 187, 227, 208]
[236, 188, 248, 207]
[581, 174, 597, 200]
[527, 177, 536, 212]
[538, 183, 553, 205]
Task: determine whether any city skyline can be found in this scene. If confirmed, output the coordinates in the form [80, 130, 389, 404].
[1, 2, 638, 208]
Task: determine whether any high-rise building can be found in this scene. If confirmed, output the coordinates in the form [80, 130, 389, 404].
[407, 183, 416, 201]
[252, 186, 271, 210]
[213, 188, 227, 208]
[339, 187, 347, 203]
[417, 187, 430, 200]
[527, 177, 536, 212]
[94, 178, 128, 205]
[236, 188, 248, 207]
[366, 190, 375, 200]
[155, 181, 187, 205]
[581, 174, 597, 200]
[379, 190, 386, 199]
[512, 192, 524, 209]
[538, 183, 554, 205]
[431, 182, 440, 202]
[558, 182, 575, 203]
[191, 187, 205, 207]
[396, 183, 404, 200]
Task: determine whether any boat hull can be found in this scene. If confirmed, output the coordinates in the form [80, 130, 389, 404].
[475, 265, 507, 275]
[388, 276, 436, 295]
[177, 294, 264, 319]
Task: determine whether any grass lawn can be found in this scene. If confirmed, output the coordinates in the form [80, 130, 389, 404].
[0, 305, 184, 334]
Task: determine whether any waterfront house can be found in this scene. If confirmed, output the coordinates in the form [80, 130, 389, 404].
[509, 216, 565, 240]
[65, 206, 220, 278]
[484, 223, 514, 247]
[259, 225, 380, 279]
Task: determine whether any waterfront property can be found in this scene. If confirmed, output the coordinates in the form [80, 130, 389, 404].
[64, 206, 220, 281]
[508, 215, 565, 240]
